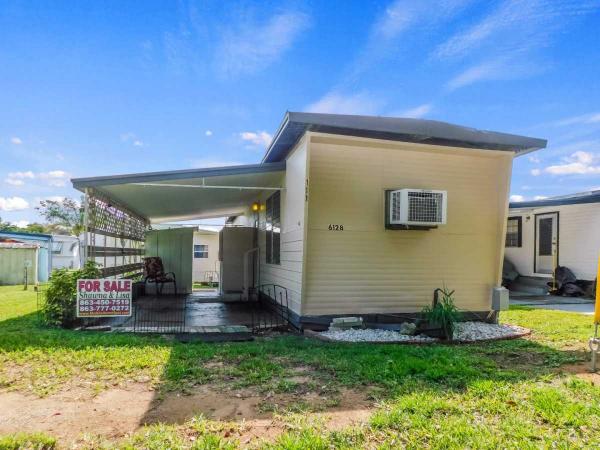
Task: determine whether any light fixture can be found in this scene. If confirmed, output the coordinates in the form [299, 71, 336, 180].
[251, 202, 260, 212]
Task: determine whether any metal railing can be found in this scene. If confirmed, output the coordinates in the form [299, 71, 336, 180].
[131, 295, 187, 333]
[251, 284, 296, 333]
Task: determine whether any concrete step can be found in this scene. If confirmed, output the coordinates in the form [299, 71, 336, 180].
[509, 276, 550, 297]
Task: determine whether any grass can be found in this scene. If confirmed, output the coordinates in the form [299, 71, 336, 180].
[1, 285, 600, 448]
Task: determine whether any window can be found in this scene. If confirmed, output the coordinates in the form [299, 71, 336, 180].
[505, 217, 522, 248]
[51, 242, 63, 254]
[265, 191, 281, 264]
[194, 244, 208, 258]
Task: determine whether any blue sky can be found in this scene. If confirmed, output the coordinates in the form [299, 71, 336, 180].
[1, 0, 600, 225]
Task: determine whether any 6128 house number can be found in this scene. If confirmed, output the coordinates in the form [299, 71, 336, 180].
[328, 224, 344, 231]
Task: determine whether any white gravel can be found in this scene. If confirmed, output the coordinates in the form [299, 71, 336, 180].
[453, 321, 528, 342]
[319, 322, 528, 343]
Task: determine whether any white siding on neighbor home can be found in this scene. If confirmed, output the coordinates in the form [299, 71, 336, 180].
[192, 231, 220, 283]
[254, 137, 308, 314]
[505, 203, 600, 280]
[302, 133, 513, 316]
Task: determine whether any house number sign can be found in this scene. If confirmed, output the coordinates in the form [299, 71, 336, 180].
[328, 224, 344, 231]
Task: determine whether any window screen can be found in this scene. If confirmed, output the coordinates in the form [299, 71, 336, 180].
[538, 218, 553, 256]
[265, 191, 281, 265]
[194, 244, 208, 258]
[51, 242, 63, 254]
[505, 217, 522, 248]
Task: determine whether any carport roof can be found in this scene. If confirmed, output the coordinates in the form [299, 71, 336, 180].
[72, 162, 285, 222]
[262, 111, 547, 162]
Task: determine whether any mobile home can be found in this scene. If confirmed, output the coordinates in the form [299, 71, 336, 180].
[72, 112, 547, 329]
[505, 190, 600, 282]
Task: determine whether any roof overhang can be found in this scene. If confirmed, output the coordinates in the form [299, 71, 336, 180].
[72, 162, 286, 222]
[263, 112, 547, 163]
[510, 190, 600, 209]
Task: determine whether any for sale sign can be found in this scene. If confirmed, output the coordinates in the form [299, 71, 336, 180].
[76, 279, 132, 317]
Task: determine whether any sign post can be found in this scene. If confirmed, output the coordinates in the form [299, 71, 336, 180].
[76, 279, 132, 317]
[590, 255, 600, 371]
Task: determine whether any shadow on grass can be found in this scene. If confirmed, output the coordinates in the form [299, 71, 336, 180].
[0, 310, 590, 430]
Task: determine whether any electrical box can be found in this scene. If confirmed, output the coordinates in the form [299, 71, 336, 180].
[491, 286, 509, 311]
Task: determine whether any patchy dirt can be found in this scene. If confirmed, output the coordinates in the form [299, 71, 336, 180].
[559, 362, 600, 386]
[0, 384, 155, 444]
[0, 379, 374, 446]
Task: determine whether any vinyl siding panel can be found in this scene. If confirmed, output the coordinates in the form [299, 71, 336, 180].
[506, 203, 600, 280]
[303, 134, 512, 315]
[255, 138, 308, 314]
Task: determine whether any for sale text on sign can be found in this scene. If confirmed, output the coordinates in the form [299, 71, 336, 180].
[76, 279, 132, 317]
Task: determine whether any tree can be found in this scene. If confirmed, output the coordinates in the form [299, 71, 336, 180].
[36, 198, 84, 236]
[0, 217, 19, 232]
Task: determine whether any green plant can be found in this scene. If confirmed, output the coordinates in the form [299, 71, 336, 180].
[421, 287, 462, 340]
[41, 261, 101, 327]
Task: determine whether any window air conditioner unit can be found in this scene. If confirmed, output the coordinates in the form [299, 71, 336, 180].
[388, 189, 447, 227]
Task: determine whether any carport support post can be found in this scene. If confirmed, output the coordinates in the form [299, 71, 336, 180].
[83, 188, 90, 264]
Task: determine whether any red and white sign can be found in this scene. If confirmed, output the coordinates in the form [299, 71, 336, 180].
[76, 279, 132, 317]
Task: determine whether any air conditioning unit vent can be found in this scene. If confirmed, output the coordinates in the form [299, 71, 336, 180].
[388, 189, 447, 227]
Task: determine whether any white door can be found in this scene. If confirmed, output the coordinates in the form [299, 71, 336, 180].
[535, 212, 558, 274]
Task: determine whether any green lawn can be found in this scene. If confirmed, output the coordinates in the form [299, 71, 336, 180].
[1, 285, 599, 448]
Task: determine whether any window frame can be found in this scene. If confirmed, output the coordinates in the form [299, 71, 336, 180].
[505, 216, 522, 248]
[193, 244, 209, 259]
[265, 191, 281, 265]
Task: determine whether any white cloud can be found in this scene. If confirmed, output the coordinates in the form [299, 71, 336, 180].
[305, 92, 382, 116]
[510, 195, 525, 202]
[543, 151, 600, 175]
[5, 171, 35, 186]
[4, 170, 68, 187]
[438, 1, 599, 90]
[534, 196, 548, 200]
[38, 170, 69, 187]
[10, 137, 22, 145]
[0, 196, 29, 211]
[121, 132, 144, 147]
[205, 130, 213, 137]
[554, 112, 600, 127]
[397, 103, 432, 119]
[531, 169, 541, 176]
[240, 131, 273, 148]
[446, 57, 541, 91]
[13, 220, 30, 228]
[216, 11, 310, 77]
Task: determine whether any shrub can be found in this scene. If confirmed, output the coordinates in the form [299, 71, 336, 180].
[421, 286, 461, 340]
[41, 261, 100, 327]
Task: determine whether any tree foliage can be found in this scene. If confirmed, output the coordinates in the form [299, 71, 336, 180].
[36, 198, 84, 236]
[42, 261, 101, 327]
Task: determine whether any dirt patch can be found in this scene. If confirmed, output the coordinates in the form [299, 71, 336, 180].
[0, 382, 374, 446]
[559, 362, 600, 385]
[0, 383, 155, 445]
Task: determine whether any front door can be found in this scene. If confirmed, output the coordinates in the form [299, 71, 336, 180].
[535, 212, 558, 274]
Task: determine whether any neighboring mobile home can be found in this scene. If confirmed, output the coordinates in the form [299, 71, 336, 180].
[51, 234, 81, 270]
[505, 190, 600, 282]
[72, 112, 547, 329]
[193, 229, 220, 285]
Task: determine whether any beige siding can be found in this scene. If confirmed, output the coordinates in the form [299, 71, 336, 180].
[255, 137, 308, 314]
[505, 203, 600, 280]
[303, 134, 513, 315]
[192, 231, 220, 282]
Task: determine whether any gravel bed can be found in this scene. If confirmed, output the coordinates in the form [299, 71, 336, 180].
[453, 321, 529, 342]
[320, 329, 437, 343]
[318, 321, 529, 343]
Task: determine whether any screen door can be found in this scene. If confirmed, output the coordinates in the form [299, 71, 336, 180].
[535, 212, 558, 274]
